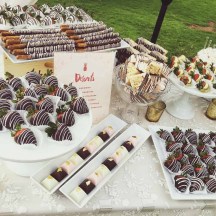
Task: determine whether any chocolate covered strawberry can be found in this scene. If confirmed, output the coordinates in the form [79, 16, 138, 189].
[56, 105, 75, 126]
[36, 97, 54, 113]
[181, 142, 196, 154]
[173, 149, 189, 164]
[171, 127, 185, 142]
[208, 164, 216, 176]
[199, 133, 211, 145]
[185, 129, 198, 145]
[210, 132, 216, 144]
[157, 129, 173, 141]
[204, 74, 214, 82]
[173, 67, 184, 77]
[181, 163, 195, 177]
[164, 155, 181, 173]
[166, 141, 181, 152]
[11, 124, 37, 145]
[188, 154, 202, 166]
[197, 142, 210, 154]
[174, 175, 190, 193]
[200, 151, 215, 166]
[203, 177, 216, 193]
[194, 163, 208, 178]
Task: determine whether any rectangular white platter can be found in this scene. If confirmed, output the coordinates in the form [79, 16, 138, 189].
[148, 125, 216, 200]
[31, 114, 127, 194]
[60, 123, 151, 208]
[0, 40, 130, 64]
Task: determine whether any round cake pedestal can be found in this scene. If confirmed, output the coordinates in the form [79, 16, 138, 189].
[4, 160, 48, 177]
[166, 92, 194, 120]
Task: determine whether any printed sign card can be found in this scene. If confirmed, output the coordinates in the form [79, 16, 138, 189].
[54, 52, 116, 123]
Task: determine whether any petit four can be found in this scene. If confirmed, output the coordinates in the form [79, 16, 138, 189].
[122, 141, 134, 152]
[79, 179, 95, 194]
[51, 167, 68, 182]
[61, 160, 76, 174]
[98, 131, 110, 142]
[69, 153, 84, 166]
[102, 157, 117, 171]
[70, 187, 87, 203]
[85, 136, 104, 153]
[41, 175, 58, 191]
[77, 147, 91, 160]
[112, 146, 128, 164]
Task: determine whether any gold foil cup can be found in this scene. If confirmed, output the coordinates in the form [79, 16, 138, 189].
[206, 99, 216, 120]
[145, 101, 166, 122]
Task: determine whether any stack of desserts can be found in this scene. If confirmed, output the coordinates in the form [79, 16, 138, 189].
[69, 136, 138, 204]
[157, 127, 216, 194]
[0, 69, 89, 146]
[1, 22, 121, 60]
[170, 55, 216, 93]
[0, 4, 93, 30]
[41, 126, 114, 191]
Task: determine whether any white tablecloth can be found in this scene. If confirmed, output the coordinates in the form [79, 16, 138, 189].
[1, 84, 216, 216]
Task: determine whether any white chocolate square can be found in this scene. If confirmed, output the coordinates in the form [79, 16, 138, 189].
[70, 186, 87, 203]
[41, 175, 58, 191]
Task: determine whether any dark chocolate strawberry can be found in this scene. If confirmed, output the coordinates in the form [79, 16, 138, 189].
[24, 88, 37, 99]
[164, 155, 181, 173]
[200, 151, 215, 166]
[197, 142, 210, 154]
[45, 122, 72, 141]
[11, 125, 37, 145]
[199, 133, 212, 145]
[43, 72, 58, 87]
[16, 98, 35, 111]
[174, 175, 190, 193]
[181, 142, 196, 154]
[203, 177, 216, 193]
[157, 129, 173, 141]
[0, 78, 8, 89]
[181, 163, 194, 176]
[194, 163, 208, 178]
[5, 72, 22, 91]
[56, 105, 75, 126]
[64, 83, 78, 98]
[185, 129, 197, 145]
[55, 87, 68, 101]
[29, 109, 50, 126]
[210, 132, 216, 144]
[0, 89, 13, 100]
[166, 141, 181, 152]
[70, 97, 89, 114]
[188, 154, 202, 166]
[208, 164, 216, 176]
[34, 85, 48, 97]
[171, 127, 185, 142]
[25, 69, 41, 85]
[189, 177, 204, 193]
[173, 149, 189, 164]
[36, 97, 53, 113]
[0, 99, 11, 110]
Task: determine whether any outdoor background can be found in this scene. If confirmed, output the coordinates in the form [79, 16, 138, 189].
[38, 0, 216, 57]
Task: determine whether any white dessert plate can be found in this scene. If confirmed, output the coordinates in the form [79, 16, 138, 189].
[60, 123, 151, 208]
[169, 73, 216, 99]
[0, 40, 130, 64]
[31, 114, 127, 194]
[149, 125, 216, 200]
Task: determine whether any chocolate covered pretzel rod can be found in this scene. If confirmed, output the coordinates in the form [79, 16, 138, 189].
[75, 32, 120, 43]
[17, 52, 54, 60]
[76, 37, 121, 48]
[69, 28, 114, 40]
[13, 43, 75, 55]
[8, 39, 74, 51]
[66, 24, 107, 36]
[61, 21, 103, 31]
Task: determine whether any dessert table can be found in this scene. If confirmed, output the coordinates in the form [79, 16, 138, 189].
[1, 79, 216, 215]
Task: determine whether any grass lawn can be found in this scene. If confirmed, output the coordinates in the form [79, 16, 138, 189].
[37, 0, 216, 57]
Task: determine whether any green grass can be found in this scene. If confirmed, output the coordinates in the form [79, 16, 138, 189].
[37, 0, 216, 57]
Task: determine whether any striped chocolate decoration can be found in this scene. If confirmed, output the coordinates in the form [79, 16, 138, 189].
[30, 110, 50, 126]
[52, 123, 72, 141]
[16, 98, 34, 111]
[14, 128, 37, 145]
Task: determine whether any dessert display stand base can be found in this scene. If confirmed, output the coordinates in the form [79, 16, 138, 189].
[166, 92, 194, 120]
[3, 53, 53, 77]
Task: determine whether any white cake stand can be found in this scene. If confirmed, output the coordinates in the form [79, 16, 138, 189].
[166, 73, 216, 120]
[0, 112, 92, 177]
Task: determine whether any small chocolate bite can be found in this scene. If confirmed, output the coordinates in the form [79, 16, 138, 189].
[25, 71, 41, 85]
[2, 111, 25, 130]
[51, 167, 68, 182]
[16, 98, 34, 111]
[122, 141, 134, 152]
[102, 157, 117, 171]
[98, 131, 109, 142]
[77, 147, 91, 160]
[79, 179, 95, 194]
[71, 97, 89, 114]
[0, 89, 13, 100]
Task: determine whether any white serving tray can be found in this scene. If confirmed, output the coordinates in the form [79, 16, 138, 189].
[60, 123, 151, 208]
[31, 114, 127, 194]
[0, 40, 130, 64]
[149, 125, 216, 200]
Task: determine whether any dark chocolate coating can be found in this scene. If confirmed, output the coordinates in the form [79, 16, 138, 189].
[0, 119, 2, 131]
[43, 76, 58, 87]
[55, 87, 68, 101]
[34, 85, 48, 97]
[102, 157, 117, 171]
[16, 98, 34, 111]
[36, 97, 53, 113]
[71, 97, 89, 114]
[122, 141, 134, 152]
[0, 89, 13, 100]
[77, 147, 91, 160]
[98, 131, 109, 142]
[0, 99, 11, 110]
[8, 77, 22, 91]
[52, 124, 72, 141]
[51, 167, 68, 182]
[65, 85, 78, 98]
[79, 179, 95, 194]
[58, 108, 75, 126]
[14, 128, 37, 145]
[30, 110, 50, 126]
[24, 88, 37, 98]
[25, 71, 41, 85]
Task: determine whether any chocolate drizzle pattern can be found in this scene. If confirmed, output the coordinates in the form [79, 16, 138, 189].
[58, 108, 75, 126]
[25, 71, 41, 85]
[164, 158, 181, 173]
[8, 77, 22, 91]
[14, 129, 37, 145]
[71, 97, 89, 114]
[189, 177, 204, 192]
[205, 178, 216, 193]
[34, 85, 48, 97]
[16, 98, 34, 111]
[36, 98, 53, 113]
[43, 76, 58, 87]
[174, 175, 190, 192]
[185, 129, 198, 145]
[55, 88, 68, 101]
[199, 133, 212, 145]
[65, 85, 78, 97]
[181, 164, 195, 176]
[52, 123, 72, 141]
[30, 110, 50, 126]
[2, 111, 25, 130]
[181, 143, 196, 154]
[0, 89, 13, 100]
[24, 88, 37, 98]
[0, 99, 11, 110]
